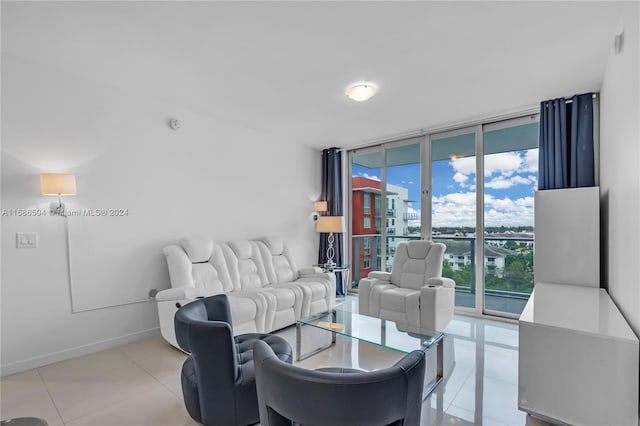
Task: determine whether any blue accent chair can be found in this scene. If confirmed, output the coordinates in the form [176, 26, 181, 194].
[175, 294, 292, 426]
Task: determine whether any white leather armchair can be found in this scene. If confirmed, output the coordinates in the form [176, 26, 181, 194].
[358, 240, 455, 331]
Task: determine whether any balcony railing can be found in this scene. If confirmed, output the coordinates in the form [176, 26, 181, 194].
[350, 233, 534, 315]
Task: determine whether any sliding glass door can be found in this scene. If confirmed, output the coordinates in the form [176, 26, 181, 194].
[482, 117, 538, 315]
[385, 142, 422, 271]
[348, 114, 539, 317]
[430, 128, 479, 310]
[349, 139, 422, 290]
[350, 148, 383, 289]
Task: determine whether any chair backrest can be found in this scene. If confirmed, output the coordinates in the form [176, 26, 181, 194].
[174, 295, 238, 379]
[174, 295, 242, 424]
[222, 240, 270, 291]
[253, 340, 426, 426]
[256, 237, 300, 284]
[163, 237, 301, 296]
[163, 237, 235, 295]
[391, 240, 446, 289]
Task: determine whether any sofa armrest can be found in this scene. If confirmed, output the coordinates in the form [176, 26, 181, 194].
[155, 287, 209, 302]
[358, 276, 396, 316]
[299, 266, 324, 275]
[420, 285, 455, 331]
[426, 277, 456, 289]
[368, 271, 391, 281]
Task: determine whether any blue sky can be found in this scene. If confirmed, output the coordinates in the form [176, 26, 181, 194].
[353, 148, 538, 228]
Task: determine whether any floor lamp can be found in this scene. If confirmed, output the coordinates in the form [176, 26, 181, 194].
[316, 216, 345, 268]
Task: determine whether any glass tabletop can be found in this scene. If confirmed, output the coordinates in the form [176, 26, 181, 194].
[297, 308, 444, 354]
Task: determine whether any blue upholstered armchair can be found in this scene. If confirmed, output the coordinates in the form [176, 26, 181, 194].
[253, 339, 426, 426]
[174, 295, 292, 426]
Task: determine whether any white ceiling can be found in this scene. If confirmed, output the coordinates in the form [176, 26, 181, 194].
[2, 1, 625, 149]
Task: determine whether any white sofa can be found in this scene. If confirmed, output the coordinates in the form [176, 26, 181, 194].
[358, 240, 455, 332]
[157, 236, 336, 348]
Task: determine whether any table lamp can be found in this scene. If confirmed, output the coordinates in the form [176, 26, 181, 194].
[316, 216, 345, 268]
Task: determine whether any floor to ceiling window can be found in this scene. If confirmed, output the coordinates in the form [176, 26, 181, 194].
[350, 148, 383, 287]
[482, 118, 539, 315]
[349, 139, 423, 288]
[430, 127, 478, 310]
[348, 113, 540, 318]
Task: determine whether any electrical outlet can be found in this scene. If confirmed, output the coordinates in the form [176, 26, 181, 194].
[16, 232, 38, 248]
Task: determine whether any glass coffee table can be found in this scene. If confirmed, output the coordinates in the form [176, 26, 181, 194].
[296, 308, 445, 399]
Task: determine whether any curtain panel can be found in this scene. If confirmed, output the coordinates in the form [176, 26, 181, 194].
[319, 148, 345, 295]
[538, 93, 595, 190]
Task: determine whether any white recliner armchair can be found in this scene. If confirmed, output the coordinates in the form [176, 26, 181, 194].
[358, 240, 455, 331]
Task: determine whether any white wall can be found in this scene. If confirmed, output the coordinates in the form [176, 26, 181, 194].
[1, 54, 322, 375]
[599, 0, 640, 402]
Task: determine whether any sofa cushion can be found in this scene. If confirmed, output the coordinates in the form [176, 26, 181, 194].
[391, 241, 446, 290]
[259, 237, 285, 256]
[180, 237, 214, 263]
[380, 287, 421, 327]
[227, 292, 268, 333]
[257, 238, 299, 284]
[191, 263, 225, 295]
[223, 241, 269, 291]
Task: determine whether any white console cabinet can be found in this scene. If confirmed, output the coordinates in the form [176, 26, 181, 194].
[518, 282, 639, 425]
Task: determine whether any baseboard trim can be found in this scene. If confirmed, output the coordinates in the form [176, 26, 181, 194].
[1, 327, 161, 377]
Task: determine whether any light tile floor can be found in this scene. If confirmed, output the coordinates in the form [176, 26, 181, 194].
[1, 297, 545, 425]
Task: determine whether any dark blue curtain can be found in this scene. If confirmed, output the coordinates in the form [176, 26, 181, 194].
[538, 93, 595, 190]
[319, 148, 345, 296]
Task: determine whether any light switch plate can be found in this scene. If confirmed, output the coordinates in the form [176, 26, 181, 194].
[16, 232, 38, 248]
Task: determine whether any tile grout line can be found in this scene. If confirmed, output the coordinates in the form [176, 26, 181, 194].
[42, 348, 166, 424]
[35, 367, 65, 426]
[441, 365, 475, 412]
[116, 346, 170, 388]
[116, 346, 186, 405]
[61, 381, 168, 424]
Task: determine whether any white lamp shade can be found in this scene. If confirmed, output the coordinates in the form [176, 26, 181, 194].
[314, 201, 328, 212]
[316, 216, 345, 233]
[40, 173, 77, 195]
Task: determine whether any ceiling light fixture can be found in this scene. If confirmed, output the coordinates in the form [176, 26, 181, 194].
[345, 82, 378, 102]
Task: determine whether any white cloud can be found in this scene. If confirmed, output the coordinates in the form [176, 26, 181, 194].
[453, 172, 469, 186]
[484, 152, 523, 176]
[432, 192, 534, 227]
[485, 178, 514, 189]
[516, 196, 534, 207]
[523, 149, 538, 172]
[450, 149, 539, 190]
[446, 149, 539, 191]
[511, 175, 533, 185]
[484, 195, 534, 226]
[450, 157, 475, 175]
[432, 192, 477, 227]
[356, 172, 381, 181]
[484, 207, 534, 227]
[485, 174, 536, 189]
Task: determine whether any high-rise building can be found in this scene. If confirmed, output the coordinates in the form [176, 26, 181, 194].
[351, 177, 415, 285]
